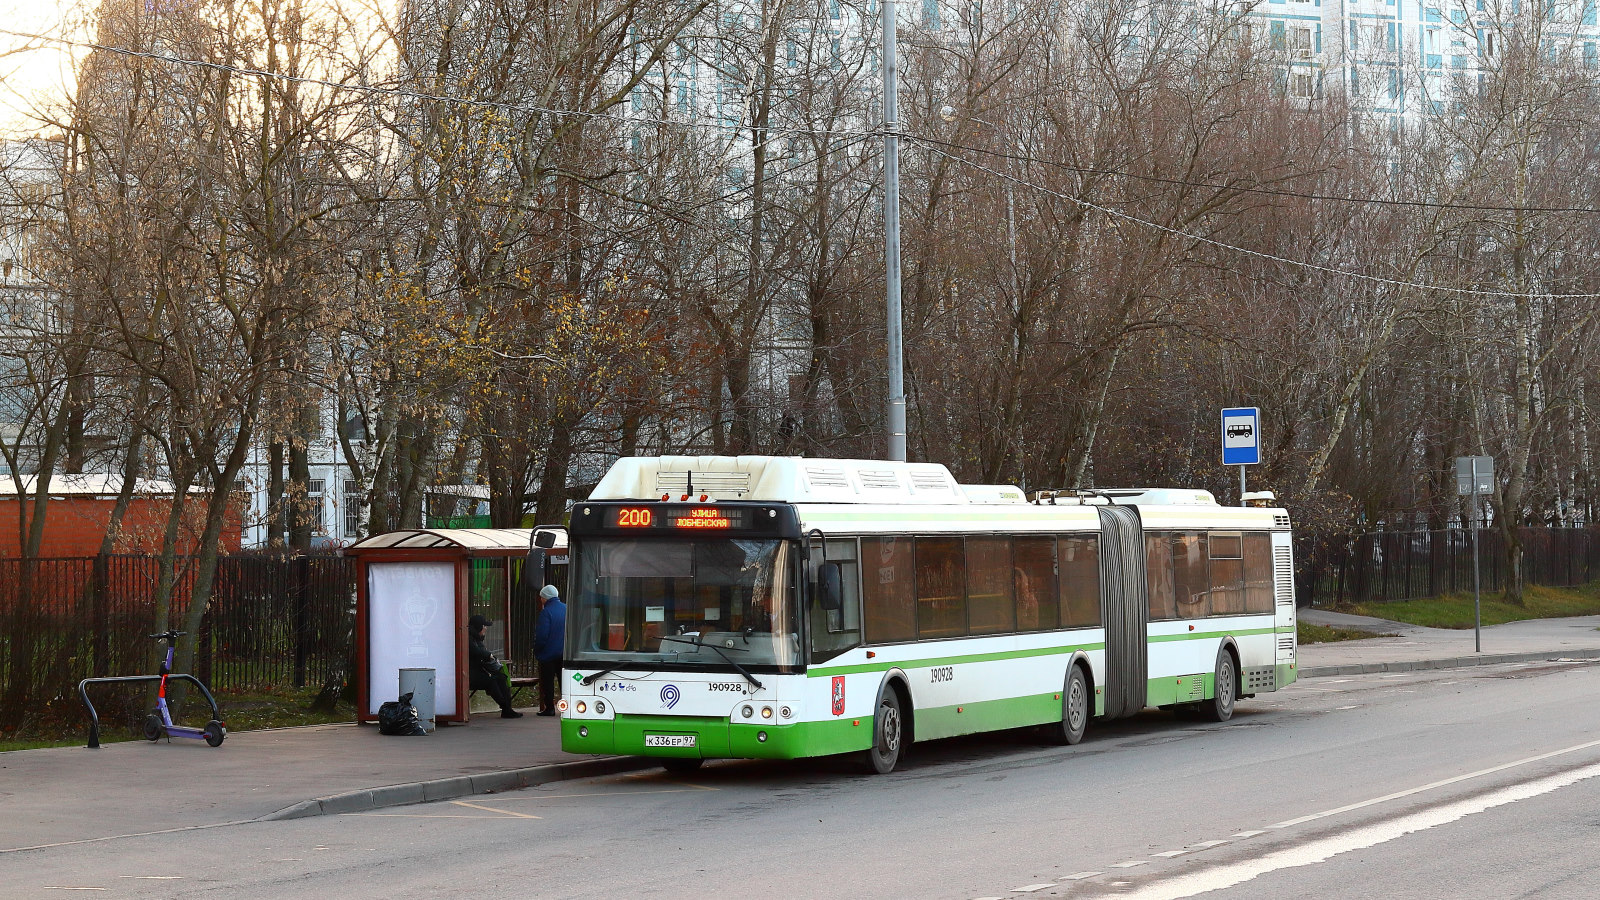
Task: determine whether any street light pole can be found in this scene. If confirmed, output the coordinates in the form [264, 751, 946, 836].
[882, 0, 907, 462]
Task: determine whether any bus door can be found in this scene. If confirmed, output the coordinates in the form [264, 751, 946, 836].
[1096, 505, 1149, 719]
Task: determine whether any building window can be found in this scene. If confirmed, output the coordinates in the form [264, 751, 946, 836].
[1289, 25, 1313, 56]
[1291, 69, 1317, 98]
[306, 478, 326, 531]
[344, 487, 362, 538]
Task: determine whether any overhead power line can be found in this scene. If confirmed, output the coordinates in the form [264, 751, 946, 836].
[913, 134, 1600, 216]
[917, 141, 1600, 299]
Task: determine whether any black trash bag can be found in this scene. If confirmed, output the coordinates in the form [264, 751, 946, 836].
[377, 691, 427, 736]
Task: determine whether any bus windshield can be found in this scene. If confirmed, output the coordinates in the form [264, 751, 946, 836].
[568, 538, 800, 668]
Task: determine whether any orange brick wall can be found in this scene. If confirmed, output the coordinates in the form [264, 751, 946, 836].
[0, 496, 243, 558]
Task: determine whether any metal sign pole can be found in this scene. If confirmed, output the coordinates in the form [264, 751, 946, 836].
[1471, 456, 1481, 653]
[1239, 465, 1246, 504]
[882, 0, 906, 462]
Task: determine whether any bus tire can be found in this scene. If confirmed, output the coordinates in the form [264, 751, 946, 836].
[661, 757, 704, 774]
[1205, 647, 1237, 722]
[864, 686, 904, 774]
[1048, 664, 1090, 745]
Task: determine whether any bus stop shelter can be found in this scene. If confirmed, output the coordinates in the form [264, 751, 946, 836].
[349, 527, 567, 725]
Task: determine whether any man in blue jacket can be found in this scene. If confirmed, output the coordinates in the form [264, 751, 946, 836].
[532, 584, 566, 716]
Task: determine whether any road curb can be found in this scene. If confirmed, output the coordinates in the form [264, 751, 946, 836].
[1300, 647, 1600, 678]
[257, 755, 656, 821]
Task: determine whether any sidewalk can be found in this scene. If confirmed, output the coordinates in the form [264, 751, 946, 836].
[7, 615, 1600, 853]
[1298, 608, 1600, 676]
[1, 708, 648, 854]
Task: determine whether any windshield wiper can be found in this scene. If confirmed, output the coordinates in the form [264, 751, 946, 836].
[659, 635, 764, 691]
[579, 667, 620, 686]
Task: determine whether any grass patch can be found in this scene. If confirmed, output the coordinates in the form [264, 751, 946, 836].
[1348, 581, 1600, 629]
[1, 684, 353, 752]
[1299, 621, 1387, 644]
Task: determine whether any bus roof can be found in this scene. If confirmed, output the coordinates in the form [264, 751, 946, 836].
[588, 457, 1241, 511]
[589, 456, 1010, 505]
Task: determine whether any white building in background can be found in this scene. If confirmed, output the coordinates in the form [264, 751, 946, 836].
[1243, 0, 1600, 116]
[0, 137, 61, 478]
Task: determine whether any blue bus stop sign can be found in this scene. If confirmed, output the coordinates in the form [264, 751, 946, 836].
[1221, 407, 1260, 466]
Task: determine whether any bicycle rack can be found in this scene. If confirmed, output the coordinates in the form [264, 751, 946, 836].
[78, 675, 223, 749]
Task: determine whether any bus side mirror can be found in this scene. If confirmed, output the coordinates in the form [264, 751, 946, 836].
[818, 562, 843, 612]
[534, 530, 558, 549]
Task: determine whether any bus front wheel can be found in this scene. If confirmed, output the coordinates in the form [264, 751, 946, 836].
[1205, 648, 1237, 722]
[864, 688, 904, 774]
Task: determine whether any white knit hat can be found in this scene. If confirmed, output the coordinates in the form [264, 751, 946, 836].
[539, 584, 560, 600]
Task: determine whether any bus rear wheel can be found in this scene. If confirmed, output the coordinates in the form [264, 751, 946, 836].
[864, 689, 904, 774]
[1205, 648, 1237, 722]
[1048, 665, 1089, 746]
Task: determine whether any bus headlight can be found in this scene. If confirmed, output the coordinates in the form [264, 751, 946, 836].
[780, 706, 793, 719]
[757, 731, 768, 742]
[761, 706, 773, 719]
[741, 705, 754, 719]
[594, 700, 605, 714]
[576, 701, 587, 714]
[579, 726, 589, 738]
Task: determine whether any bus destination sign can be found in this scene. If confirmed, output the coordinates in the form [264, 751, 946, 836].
[609, 505, 748, 530]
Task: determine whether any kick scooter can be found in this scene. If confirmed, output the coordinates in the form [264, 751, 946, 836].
[143, 630, 227, 747]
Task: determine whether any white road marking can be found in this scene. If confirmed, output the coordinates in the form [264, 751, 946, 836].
[1152, 850, 1190, 858]
[1334, 705, 1358, 710]
[491, 786, 714, 802]
[43, 889, 108, 892]
[450, 800, 540, 819]
[1064, 872, 1102, 880]
[1267, 736, 1600, 829]
[118, 875, 184, 879]
[1010, 885, 1055, 893]
[2, 819, 256, 855]
[1187, 840, 1229, 849]
[1231, 831, 1267, 838]
[1110, 860, 1148, 868]
[350, 813, 511, 819]
[1109, 758, 1600, 899]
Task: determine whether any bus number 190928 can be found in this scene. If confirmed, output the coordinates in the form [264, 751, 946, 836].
[930, 666, 954, 683]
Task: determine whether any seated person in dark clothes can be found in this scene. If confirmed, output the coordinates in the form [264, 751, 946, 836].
[468, 614, 522, 718]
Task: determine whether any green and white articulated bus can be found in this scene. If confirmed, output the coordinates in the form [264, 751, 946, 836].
[560, 456, 1297, 774]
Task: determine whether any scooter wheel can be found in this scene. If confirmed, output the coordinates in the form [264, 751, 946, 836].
[204, 721, 226, 747]
[143, 715, 164, 742]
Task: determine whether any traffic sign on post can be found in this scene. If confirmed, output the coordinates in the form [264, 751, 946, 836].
[1454, 456, 1494, 495]
[1221, 408, 1261, 466]
[1453, 455, 1494, 655]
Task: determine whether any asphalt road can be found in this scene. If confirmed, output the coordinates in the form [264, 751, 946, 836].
[9, 660, 1600, 899]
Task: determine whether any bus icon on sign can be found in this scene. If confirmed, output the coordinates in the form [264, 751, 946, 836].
[1226, 424, 1253, 439]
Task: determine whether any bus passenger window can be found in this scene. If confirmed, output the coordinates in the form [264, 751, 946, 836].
[1060, 535, 1101, 627]
[1243, 534, 1275, 613]
[1013, 537, 1058, 630]
[915, 537, 967, 638]
[965, 537, 1015, 634]
[863, 536, 916, 642]
[1209, 532, 1245, 614]
[1146, 534, 1177, 620]
[1172, 533, 1208, 618]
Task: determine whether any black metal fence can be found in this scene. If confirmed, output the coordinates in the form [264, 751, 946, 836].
[1, 553, 358, 732]
[1302, 526, 1600, 606]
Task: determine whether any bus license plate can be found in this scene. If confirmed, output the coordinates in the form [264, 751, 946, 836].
[645, 734, 697, 748]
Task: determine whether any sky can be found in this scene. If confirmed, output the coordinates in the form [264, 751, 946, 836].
[0, 0, 95, 137]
